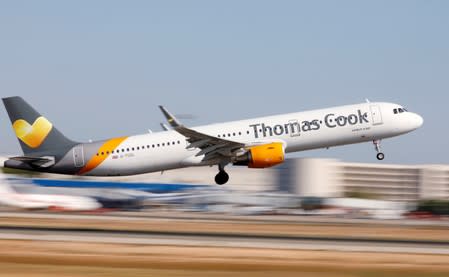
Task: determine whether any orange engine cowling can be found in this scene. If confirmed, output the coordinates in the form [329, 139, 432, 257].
[234, 142, 285, 168]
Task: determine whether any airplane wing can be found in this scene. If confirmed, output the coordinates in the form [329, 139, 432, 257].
[159, 106, 246, 162]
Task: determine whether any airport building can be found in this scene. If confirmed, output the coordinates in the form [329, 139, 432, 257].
[279, 159, 449, 202]
[113, 165, 278, 192]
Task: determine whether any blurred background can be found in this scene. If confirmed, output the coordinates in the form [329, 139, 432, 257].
[0, 1, 448, 276]
[1, 157, 448, 218]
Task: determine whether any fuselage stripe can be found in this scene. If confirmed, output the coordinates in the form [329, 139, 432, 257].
[78, 137, 128, 175]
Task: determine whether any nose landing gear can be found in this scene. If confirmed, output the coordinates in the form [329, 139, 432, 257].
[215, 164, 229, 185]
[373, 140, 385, 161]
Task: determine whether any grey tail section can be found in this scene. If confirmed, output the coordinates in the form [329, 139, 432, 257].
[2, 96, 78, 156]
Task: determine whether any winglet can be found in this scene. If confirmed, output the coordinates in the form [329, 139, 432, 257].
[159, 106, 182, 128]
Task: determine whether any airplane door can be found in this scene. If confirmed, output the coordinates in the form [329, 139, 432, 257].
[73, 146, 85, 167]
[370, 105, 383, 126]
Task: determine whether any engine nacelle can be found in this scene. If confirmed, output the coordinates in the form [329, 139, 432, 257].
[234, 142, 285, 168]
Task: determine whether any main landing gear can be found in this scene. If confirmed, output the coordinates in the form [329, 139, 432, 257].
[215, 164, 229, 185]
[373, 139, 385, 161]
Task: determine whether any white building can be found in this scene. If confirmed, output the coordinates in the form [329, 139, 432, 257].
[279, 159, 449, 202]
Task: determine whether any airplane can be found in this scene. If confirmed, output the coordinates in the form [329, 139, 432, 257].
[2, 97, 423, 185]
[0, 177, 101, 211]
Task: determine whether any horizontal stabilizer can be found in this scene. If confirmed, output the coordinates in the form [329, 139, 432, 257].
[9, 156, 55, 168]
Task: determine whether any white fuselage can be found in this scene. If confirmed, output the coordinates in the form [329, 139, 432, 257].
[0, 182, 101, 211]
[85, 102, 423, 176]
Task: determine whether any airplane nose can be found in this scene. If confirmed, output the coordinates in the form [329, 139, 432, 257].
[412, 113, 424, 129]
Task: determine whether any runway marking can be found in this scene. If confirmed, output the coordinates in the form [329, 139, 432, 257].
[0, 227, 448, 255]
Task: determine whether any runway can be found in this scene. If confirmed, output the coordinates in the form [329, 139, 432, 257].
[0, 212, 448, 276]
[1, 226, 448, 255]
[1, 210, 449, 227]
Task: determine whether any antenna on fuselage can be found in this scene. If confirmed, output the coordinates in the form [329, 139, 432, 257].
[365, 98, 371, 103]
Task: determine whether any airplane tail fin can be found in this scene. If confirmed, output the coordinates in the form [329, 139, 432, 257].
[2, 96, 77, 155]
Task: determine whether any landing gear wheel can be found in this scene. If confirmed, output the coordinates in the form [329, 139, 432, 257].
[215, 171, 229, 185]
[373, 140, 385, 161]
[376, 152, 385, 161]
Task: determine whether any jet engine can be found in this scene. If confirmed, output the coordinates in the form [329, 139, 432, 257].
[234, 142, 285, 168]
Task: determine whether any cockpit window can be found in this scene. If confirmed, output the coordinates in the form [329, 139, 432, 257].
[393, 109, 398, 114]
[398, 108, 404, 113]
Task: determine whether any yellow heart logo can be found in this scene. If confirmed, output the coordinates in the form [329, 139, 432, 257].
[13, 117, 53, 148]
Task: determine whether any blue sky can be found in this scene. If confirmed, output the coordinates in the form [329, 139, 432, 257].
[0, 1, 448, 164]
